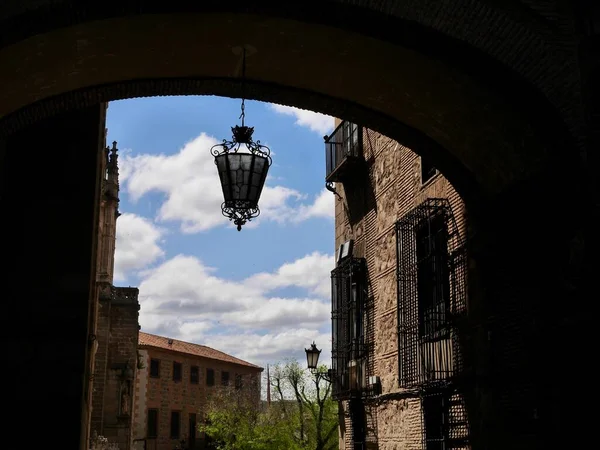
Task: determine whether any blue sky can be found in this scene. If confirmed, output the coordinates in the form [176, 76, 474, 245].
[108, 96, 335, 369]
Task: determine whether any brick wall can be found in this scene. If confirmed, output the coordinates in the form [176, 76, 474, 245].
[133, 347, 262, 450]
[334, 125, 466, 450]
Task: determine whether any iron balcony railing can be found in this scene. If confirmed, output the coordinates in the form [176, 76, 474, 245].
[324, 120, 363, 183]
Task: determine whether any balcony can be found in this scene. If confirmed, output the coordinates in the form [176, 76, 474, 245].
[324, 120, 363, 183]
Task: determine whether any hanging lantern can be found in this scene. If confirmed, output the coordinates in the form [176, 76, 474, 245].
[210, 46, 272, 231]
[211, 124, 271, 231]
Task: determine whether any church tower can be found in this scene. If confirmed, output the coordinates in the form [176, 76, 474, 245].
[90, 124, 140, 450]
[97, 135, 120, 285]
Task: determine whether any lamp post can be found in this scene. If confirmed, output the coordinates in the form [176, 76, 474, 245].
[211, 46, 271, 231]
[304, 341, 333, 383]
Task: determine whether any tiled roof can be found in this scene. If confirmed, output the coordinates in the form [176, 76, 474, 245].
[138, 331, 262, 370]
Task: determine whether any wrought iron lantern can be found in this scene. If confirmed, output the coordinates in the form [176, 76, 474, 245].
[305, 341, 322, 370]
[211, 47, 272, 231]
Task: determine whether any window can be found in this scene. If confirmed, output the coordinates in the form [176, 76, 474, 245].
[423, 393, 447, 450]
[190, 365, 199, 384]
[416, 215, 450, 341]
[331, 245, 368, 400]
[170, 411, 181, 439]
[221, 371, 230, 386]
[235, 374, 243, 390]
[150, 359, 160, 378]
[396, 199, 466, 387]
[350, 399, 366, 450]
[173, 362, 182, 382]
[147, 409, 158, 438]
[206, 368, 214, 386]
[421, 156, 438, 184]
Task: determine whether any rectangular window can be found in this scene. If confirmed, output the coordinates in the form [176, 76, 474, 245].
[190, 365, 199, 384]
[206, 368, 215, 386]
[423, 394, 446, 450]
[221, 371, 230, 386]
[350, 399, 366, 450]
[147, 409, 158, 438]
[235, 374, 243, 390]
[415, 215, 450, 341]
[331, 254, 367, 400]
[150, 359, 160, 378]
[421, 156, 438, 184]
[173, 362, 182, 382]
[170, 411, 181, 439]
[396, 199, 466, 388]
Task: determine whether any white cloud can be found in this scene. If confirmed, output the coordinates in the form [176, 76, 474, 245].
[202, 329, 332, 369]
[137, 252, 334, 366]
[270, 104, 334, 135]
[114, 213, 165, 281]
[119, 134, 333, 233]
[294, 189, 335, 223]
[245, 251, 334, 298]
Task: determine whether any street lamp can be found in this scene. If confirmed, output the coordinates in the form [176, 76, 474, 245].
[305, 342, 333, 383]
[305, 341, 322, 370]
[210, 46, 272, 231]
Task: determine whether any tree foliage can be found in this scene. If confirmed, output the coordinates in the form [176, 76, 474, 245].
[200, 360, 338, 450]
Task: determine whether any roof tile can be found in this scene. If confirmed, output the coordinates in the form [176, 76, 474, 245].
[139, 331, 262, 370]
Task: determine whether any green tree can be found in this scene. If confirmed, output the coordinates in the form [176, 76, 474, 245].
[200, 360, 339, 450]
[270, 360, 338, 450]
[200, 380, 300, 450]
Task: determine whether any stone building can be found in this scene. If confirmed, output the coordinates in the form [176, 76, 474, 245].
[326, 120, 467, 449]
[133, 332, 263, 450]
[89, 121, 141, 450]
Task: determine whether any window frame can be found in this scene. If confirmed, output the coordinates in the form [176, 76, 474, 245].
[147, 408, 158, 439]
[170, 410, 181, 439]
[206, 368, 215, 387]
[150, 359, 160, 378]
[190, 365, 199, 384]
[221, 371, 230, 386]
[172, 361, 182, 382]
[420, 156, 439, 185]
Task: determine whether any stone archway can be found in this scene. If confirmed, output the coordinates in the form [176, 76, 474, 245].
[0, 2, 592, 450]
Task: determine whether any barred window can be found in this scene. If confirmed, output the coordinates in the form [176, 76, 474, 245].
[331, 242, 368, 400]
[396, 199, 466, 388]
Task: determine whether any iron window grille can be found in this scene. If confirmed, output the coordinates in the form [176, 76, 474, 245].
[421, 387, 470, 450]
[396, 198, 467, 388]
[331, 255, 369, 400]
[221, 371, 230, 386]
[325, 120, 363, 183]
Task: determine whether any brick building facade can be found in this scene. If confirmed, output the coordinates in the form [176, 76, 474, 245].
[326, 120, 467, 449]
[133, 332, 263, 450]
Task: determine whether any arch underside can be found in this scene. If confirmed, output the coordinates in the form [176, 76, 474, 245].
[0, 3, 580, 200]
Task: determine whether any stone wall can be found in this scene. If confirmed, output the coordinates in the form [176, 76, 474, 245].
[133, 347, 262, 450]
[334, 125, 465, 450]
[93, 287, 140, 450]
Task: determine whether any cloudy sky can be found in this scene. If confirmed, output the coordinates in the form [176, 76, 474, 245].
[107, 96, 335, 370]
